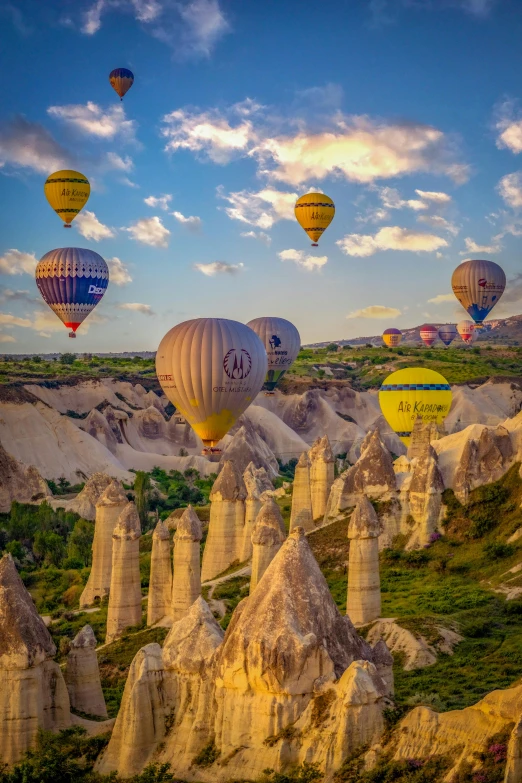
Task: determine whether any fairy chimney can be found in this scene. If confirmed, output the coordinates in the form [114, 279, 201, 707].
[289, 452, 314, 533]
[201, 460, 246, 581]
[64, 625, 107, 718]
[106, 502, 142, 643]
[147, 520, 172, 626]
[172, 506, 202, 622]
[250, 498, 286, 592]
[240, 462, 274, 561]
[309, 435, 335, 521]
[347, 497, 382, 625]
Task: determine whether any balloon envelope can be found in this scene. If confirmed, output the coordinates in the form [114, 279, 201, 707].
[379, 368, 452, 446]
[156, 318, 268, 448]
[438, 324, 457, 347]
[294, 192, 335, 245]
[109, 68, 134, 99]
[246, 316, 301, 392]
[44, 170, 90, 226]
[35, 248, 109, 334]
[382, 328, 402, 347]
[457, 319, 476, 345]
[451, 259, 505, 325]
[419, 324, 438, 347]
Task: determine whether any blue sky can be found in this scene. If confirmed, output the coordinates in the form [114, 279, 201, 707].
[1, 0, 522, 352]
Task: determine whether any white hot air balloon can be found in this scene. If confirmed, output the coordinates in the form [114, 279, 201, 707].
[457, 319, 476, 345]
[156, 318, 267, 454]
[246, 316, 301, 394]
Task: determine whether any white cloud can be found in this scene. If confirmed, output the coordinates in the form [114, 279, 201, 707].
[118, 302, 155, 315]
[375, 186, 427, 211]
[495, 100, 522, 154]
[144, 194, 172, 210]
[0, 313, 32, 328]
[427, 293, 455, 304]
[178, 0, 229, 56]
[336, 226, 448, 257]
[240, 230, 271, 245]
[461, 236, 502, 254]
[0, 335, 16, 343]
[278, 249, 327, 272]
[356, 207, 390, 224]
[120, 177, 139, 188]
[74, 211, 116, 241]
[31, 309, 73, 333]
[417, 214, 459, 235]
[346, 305, 401, 319]
[124, 216, 170, 247]
[106, 152, 134, 171]
[0, 117, 70, 174]
[497, 171, 522, 208]
[82, 0, 104, 33]
[107, 257, 132, 285]
[48, 102, 136, 142]
[172, 211, 202, 232]
[415, 189, 452, 205]
[218, 185, 297, 229]
[0, 249, 38, 276]
[194, 261, 244, 276]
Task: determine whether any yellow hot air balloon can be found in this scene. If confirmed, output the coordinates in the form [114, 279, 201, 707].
[382, 328, 402, 347]
[156, 318, 267, 453]
[379, 368, 452, 447]
[44, 170, 90, 227]
[294, 192, 335, 246]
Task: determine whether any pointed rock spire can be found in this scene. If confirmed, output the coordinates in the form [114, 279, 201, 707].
[250, 498, 286, 592]
[147, 520, 172, 626]
[172, 506, 203, 622]
[72, 472, 113, 520]
[309, 434, 335, 521]
[106, 502, 142, 643]
[201, 460, 246, 581]
[65, 625, 107, 718]
[164, 596, 224, 672]
[347, 498, 382, 626]
[240, 462, 274, 561]
[290, 451, 314, 532]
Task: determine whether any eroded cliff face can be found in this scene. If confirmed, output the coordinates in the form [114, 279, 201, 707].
[0, 439, 51, 513]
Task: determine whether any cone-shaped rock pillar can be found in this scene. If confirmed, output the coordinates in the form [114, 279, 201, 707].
[289, 452, 314, 532]
[309, 435, 335, 521]
[64, 625, 107, 718]
[240, 461, 273, 562]
[407, 418, 443, 461]
[250, 498, 286, 592]
[201, 460, 246, 581]
[347, 497, 382, 626]
[80, 480, 128, 608]
[106, 502, 142, 643]
[147, 520, 172, 626]
[172, 505, 202, 622]
[407, 445, 445, 548]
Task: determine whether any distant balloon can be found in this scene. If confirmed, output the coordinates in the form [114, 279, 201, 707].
[294, 192, 335, 246]
[156, 318, 267, 451]
[419, 324, 438, 348]
[382, 328, 402, 348]
[35, 248, 109, 338]
[109, 68, 134, 100]
[246, 316, 301, 392]
[451, 259, 506, 326]
[379, 367, 452, 447]
[44, 170, 90, 228]
[457, 319, 476, 345]
[438, 324, 457, 347]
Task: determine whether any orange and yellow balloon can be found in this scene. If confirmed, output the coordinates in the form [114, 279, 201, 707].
[382, 328, 402, 347]
[109, 68, 134, 100]
[294, 192, 335, 246]
[44, 170, 90, 228]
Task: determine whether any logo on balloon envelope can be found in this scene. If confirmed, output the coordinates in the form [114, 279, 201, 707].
[88, 284, 105, 296]
[223, 348, 252, 380]
[478, 278, 487, 288]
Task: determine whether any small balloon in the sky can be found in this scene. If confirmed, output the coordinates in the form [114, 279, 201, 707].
[451, 259, 506, 326]
[294, 192, 335, 246]
[44, 170, 90, 228]
[419, 324, 438, 348]
[382, 328, 402, 347]
[246, 316, 301, 393]
[457, 319, 476, 345]
[109, 67, 134, 100]
[438, 324, 457, 347]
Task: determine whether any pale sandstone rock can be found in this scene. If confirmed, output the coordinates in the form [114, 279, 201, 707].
[83, 408, 120, 454]
[367, 619, 461, 671]
[80, 479, 128, 608]
[0, 439, 51, 513]
[147, 520, 172, 626]
[106, 502, 142, 643]
[250, 498, 286, 592]
[505, 715, 522, 783]
[220, 421, 279, 478]
[240, 462, 274, 561]
[64, 625, 107, 718]
[201, 461, 246, 581]
[347, 497, 383, 625]
[308, 435, 335, 521]
[289, 452, 314, 532]
[0, 554, 71, 764]
[393, 455, 411, 474]
[69, 472, 113, 520]
[407, 418, 443, 461]
[453, 425, 513, 503]
[372, 639, 394, 696]
[171, 506, 202, 622]
[402, 446, 445, 549]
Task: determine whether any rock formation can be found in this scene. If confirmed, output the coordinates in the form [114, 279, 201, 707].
[240, 461, 274, 561]
[201, 461, 246, 581]
[64, 624, 107, 718]
[220, 421, 279, 477]
[505, 716, 522, 783]
[308, 435, 335, 521]
[171, 505, 202, 622]
[147, 520, 172, 626]
[453, 425, 513, 503]
[367, 619, 462, 670]
[407, 418, 443, 460]
[69, 472, 113, 520]
[250, 498, 286, 592]
[80, 479, 128, 608]
[347, 497, 382, 625]
[0, 439, 51, 513]
[106, 502, 142, 643]
[393, 455, 411, 474]
[289, 451, 314, 532]
[372, 639, 394, 696]
[0, 553, 70, 764]
[83, 408, 120, 454]
[401, 446, 445, 549]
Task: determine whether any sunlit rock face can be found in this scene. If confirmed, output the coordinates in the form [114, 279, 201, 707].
[240, 462, 273, 562]
[308, 435, 335, 521]
[147, 520, 172, 626]
[250, 498, 286, 592]
[0, 439, 51, 513]
[171, 505, 202, 622]
[290, 451, 314, 532]
[347, 496, 383, 626]
[106, 502, 142, 643]
[64, 624, 107, 718]
[201, 460, 246, 581]
[68, 472, 113, 520]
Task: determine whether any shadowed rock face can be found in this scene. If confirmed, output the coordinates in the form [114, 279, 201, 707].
[134, 407, 167, 440]
[64, 625, 107, 719]
[0, 439, 51, 513]
[347, 498, 383, 626]
[250, 498, 286, 592]
[147, 521, 172, 626]
[83, 409, 121, 453]
[308, 434, 335, 520]
[454, 425, 513, 503]
[220, 421, 279, 478]
[290, 451, 314, 532]
[69, 472, 113, 520]
[404, 446, 445, 548]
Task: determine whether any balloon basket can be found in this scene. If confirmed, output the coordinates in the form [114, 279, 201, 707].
[64, 224, 72, 228]
[311, 243, 318, 247]
[69, 332, 76, 339]
[202, 447, 221, 462]
[264, 391, 275, 396]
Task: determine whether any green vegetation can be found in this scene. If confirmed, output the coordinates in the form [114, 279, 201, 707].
[212, 574, 250, 629]
[149, 466, 216, 519]
[0, 354, 156, 385]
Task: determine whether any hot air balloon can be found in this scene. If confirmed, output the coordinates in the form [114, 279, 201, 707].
[451, 259, 506, 326]
[457, 319, 476, 345]
[382, 328, 402, 348]
[35, 248, 109, 338]
[438, 324, 457, 347]
[379, 368, 452, 447]
[109, 68, 134, 100]
[246, 316, 301, 393]
[294, 192, 335, 246]
[44, 170, 90, 228]
[419, 324, 438, 348]
[156, 318, 267, 454]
